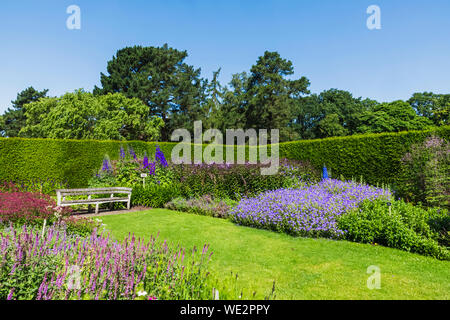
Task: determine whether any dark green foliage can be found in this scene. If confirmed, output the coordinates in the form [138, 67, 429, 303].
[294, 89, 371, 139]
[408, 92, 450, 126]
[212, 51, 310, 141]
[338, 199, 449, 260]
[0, 87, 48, 138]
[94, 44, 205, 141]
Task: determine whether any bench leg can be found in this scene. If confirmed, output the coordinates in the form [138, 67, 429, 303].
[127, 200, 131, 210]
[95, 203, 99, 214]
[88, 204, 92, 213]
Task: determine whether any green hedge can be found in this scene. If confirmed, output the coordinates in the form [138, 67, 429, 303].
[0, 138, 179, 188]
[279, 126, 450, 186]
[0, 127, 448, 188]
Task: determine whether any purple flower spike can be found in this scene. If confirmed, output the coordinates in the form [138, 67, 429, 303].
[143, 154, 149, 169]
[155, 145, 168, 167]
[102, 158, 111, 172]
[128, 147, 137, 160]
[148, 162, 156, 176]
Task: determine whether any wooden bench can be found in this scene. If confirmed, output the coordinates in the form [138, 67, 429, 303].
[56, 187, 132, 214]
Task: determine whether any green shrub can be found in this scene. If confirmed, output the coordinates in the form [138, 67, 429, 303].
[131, 183, 181, 208]
[338, 199, 449, 260]
[399, 135, 449, 208]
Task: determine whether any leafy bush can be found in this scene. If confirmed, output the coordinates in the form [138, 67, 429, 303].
[399, 135, 449, 208]
[172, 159, 319, 200]
[338, 199, 449, 260]
[230, 179, 391, 239]
[0, 225, 245, 300]
[0, 189, 98, 237]
[165, 195, 237, 219]
[131, 183, 181, 208]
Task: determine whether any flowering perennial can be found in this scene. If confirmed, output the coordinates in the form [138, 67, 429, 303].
[155, 145, 168, 167]
[1, 225, 215, 300]
[230, 179, 391, 238]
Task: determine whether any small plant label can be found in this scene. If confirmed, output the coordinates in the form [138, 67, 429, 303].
[140, 173, 148, 178]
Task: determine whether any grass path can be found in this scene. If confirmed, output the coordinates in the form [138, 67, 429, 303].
[100, 209, 450, 299]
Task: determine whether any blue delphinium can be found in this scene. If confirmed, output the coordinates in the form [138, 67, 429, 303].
[102, 158, 111, 172]
[143, 154, 150, 169]
[128, 146, 137, 160]
[148, 162, 156, 175]
[155, 145, 168, 167]
[322, 166, 328, 180]
[120, 146, 126, 159]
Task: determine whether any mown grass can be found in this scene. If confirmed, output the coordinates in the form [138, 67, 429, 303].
[100, 209, 450, 300]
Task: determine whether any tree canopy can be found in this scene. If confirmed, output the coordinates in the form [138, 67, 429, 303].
[1, 46, 448, 142]
[94, 44, 205, 140]
[0, 87, 48, 137]
[19, 90, 163, 140]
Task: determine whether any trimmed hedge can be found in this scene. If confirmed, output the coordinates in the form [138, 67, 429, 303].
[0, 138, 178, 188]
[279, 126, 450, 186]
[0, 127, 448, 188]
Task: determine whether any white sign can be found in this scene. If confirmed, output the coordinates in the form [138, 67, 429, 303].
[141, 173, 148, 178]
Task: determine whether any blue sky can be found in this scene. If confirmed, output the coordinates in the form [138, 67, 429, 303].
[1, 0, 449, 113]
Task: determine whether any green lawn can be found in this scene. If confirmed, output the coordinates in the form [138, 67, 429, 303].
[100, 209, 450, 300]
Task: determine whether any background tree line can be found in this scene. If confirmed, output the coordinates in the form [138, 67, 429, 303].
[0, 44, 448, 142]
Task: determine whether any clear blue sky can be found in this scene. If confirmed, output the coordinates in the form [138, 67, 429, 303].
[1, 0, 449, 113]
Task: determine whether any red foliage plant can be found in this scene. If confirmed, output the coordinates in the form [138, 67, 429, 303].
[0, 191, 71, 225]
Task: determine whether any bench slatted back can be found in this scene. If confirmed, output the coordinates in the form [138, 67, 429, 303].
[57, 187, 132, 196]
[56, 187, 132, 206]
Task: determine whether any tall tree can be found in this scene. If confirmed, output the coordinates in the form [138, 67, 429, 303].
[210, 72, 248, 133]
[0, 86, 48, 137]
[244, 51, 310, 141]
[94, 44, 205, 140]
[20, 90, 163, 141]
[202, 68, 224, 130]
[357, 100, 434, 133]
[294, 89, 370, 139]
[408, 92, 449, 126]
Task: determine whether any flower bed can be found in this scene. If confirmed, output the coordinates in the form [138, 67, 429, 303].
[0, 225, 223, 300]
[230, 179, 391, 238]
